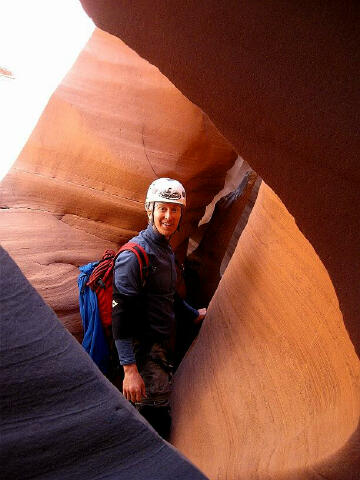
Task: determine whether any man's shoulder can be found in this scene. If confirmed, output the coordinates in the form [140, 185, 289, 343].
[116, 231, 150, 265]
[128, 230, 151, 255]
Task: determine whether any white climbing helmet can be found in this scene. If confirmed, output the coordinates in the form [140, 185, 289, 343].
[145, 178, 186, 209]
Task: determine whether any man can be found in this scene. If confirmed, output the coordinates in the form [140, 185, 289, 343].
[112, 178, 206, 438]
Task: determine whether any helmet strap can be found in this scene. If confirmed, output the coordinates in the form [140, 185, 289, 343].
[152, 202, 155, 226]
[150, 202, 162, 236]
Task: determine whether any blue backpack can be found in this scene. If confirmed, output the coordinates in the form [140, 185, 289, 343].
[78, 244, 149, 375]
[78, 261, 110, 374]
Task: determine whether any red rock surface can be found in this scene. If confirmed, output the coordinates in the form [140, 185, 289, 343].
[0, 28, 236, 338]
[172, 183, 360, 478]
[78, 2, 360, 478]
[186, 168, 258, 306]
[80, 0, 360, 351]
[1, 2, 359, 477]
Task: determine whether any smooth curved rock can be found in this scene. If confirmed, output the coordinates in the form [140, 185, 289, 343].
[2, 2, 359, 479]
[80, 0, 360, 353]
[76, 3, 360, 477]
[0, 28, 236, 338]
[172, 183, 360, 479]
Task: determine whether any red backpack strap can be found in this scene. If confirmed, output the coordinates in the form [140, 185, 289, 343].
[117, 242, 149, 284]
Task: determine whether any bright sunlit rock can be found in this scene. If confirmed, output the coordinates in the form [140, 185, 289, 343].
[0, 0, 94, 181]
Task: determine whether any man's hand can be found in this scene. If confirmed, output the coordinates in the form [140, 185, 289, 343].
[122, 364, 147, 403]
[194, 307, 207, 324]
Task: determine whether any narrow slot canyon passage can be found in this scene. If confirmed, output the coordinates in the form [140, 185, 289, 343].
[1, 2, 359, 479]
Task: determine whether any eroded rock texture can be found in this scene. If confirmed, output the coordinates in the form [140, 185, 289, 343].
[172, 183, 360, 479]
[0, 28, 236, 338]
[80, 0, 360, 351]
[1, 247, 208, 480]
[78, 2, 360, 479]
[185, 168, 258, 307]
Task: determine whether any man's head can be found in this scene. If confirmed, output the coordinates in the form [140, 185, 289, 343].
[145, 178, 186, 238]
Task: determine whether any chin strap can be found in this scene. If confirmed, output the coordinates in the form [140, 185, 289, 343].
[147, 202, 155, 227]
[152, 202, 155, 226]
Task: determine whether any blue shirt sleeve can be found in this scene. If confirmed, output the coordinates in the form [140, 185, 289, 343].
[174, 293, 199, 322]
[182, 299, 199, 320]
[113, 250, 142, 366]
[114, 250, 142, 296]
[115, 338, 136, 365]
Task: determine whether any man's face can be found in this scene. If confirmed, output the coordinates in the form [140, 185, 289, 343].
[149, 202, 182, 238]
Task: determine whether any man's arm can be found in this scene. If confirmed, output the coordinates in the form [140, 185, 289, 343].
[174, 292, 207, 325]
[112, 299, 147, 403]
[114, 333, 146, 403]
[112, 251, 147, 403]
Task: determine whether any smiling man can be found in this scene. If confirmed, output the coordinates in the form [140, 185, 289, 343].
[112, 178, 206, 438]
[150, 201, 182, 238]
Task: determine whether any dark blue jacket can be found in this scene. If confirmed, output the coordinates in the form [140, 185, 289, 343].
[112, 225, 198, 364]
[113, 224, 177, 341]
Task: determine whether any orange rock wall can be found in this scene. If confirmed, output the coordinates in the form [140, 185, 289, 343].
[1, 2, 358, 478]
[0, 28, 236, 338]
[78, 2, 360, 478]
[80, 0, 360, 352]
[171, 183, 360, 478]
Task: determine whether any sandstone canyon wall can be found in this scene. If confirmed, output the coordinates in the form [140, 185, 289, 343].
[172, 183, 360, 479]
[78, 2, 360, 479]
[1, 2, 358, 479]
[0, 28, 236, 339]
[80, 0, 360, 350]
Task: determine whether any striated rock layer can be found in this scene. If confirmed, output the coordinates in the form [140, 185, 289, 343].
[78, 2, 360, 478]
[186, 168, 258, 307]
[80, 0, 360, 352]
[0, 28, 236, 338]
[1, 247, 208, 480]
[172, 183, 360, 479]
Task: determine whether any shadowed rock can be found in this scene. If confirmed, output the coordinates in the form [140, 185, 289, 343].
[0, 28, 236, 339]
[0, 247, 208, 480]
[78, 2, 360, 478]
[80, 0, 360, 353]
[185, 170, 258, 307]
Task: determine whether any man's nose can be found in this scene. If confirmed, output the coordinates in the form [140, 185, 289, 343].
[164, 209, 172, 220]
